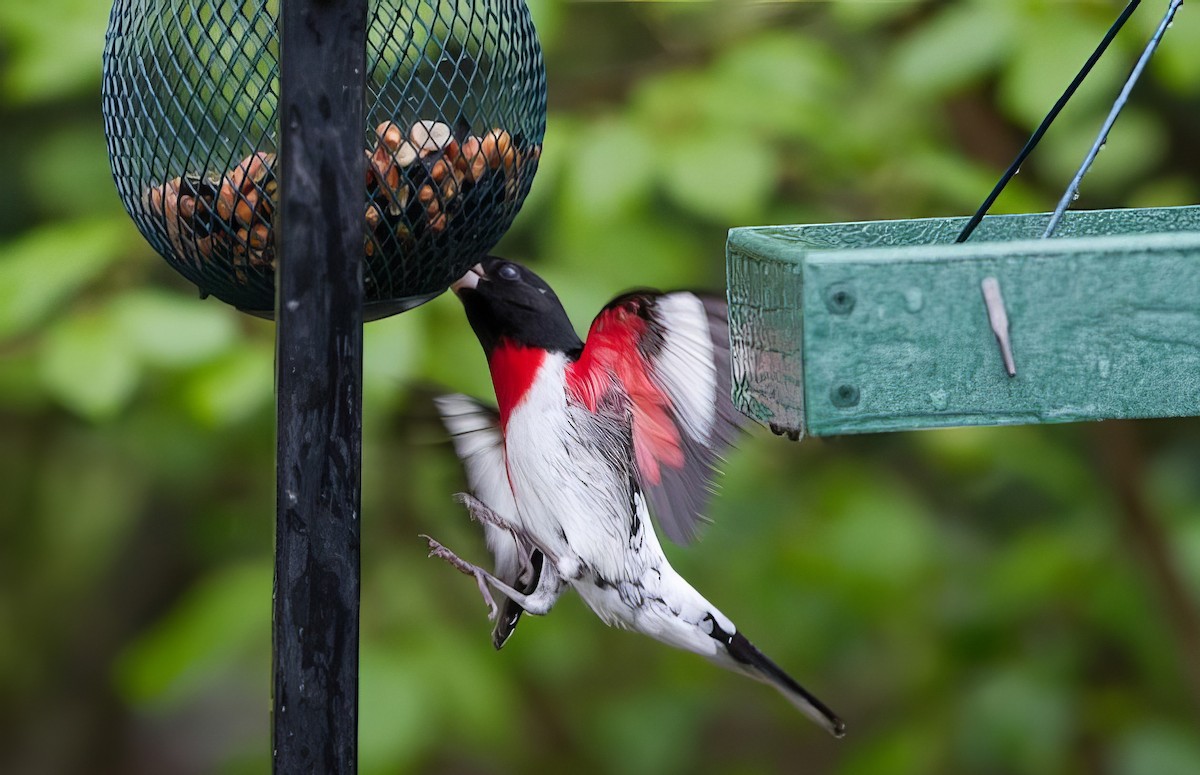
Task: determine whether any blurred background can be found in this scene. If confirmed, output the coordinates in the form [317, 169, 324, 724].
[2, 0, 1200, 772]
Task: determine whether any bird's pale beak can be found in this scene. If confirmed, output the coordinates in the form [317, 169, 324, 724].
[451, 263, 485, 295]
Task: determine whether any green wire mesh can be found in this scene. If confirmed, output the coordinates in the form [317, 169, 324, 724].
[102, 0, 546, 319]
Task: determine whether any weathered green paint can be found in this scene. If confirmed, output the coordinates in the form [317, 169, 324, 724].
[727, 205, 1200, 439]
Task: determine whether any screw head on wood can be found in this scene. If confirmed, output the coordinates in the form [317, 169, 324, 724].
[830, 383, 860, 408]
[824, 283, 856, 315]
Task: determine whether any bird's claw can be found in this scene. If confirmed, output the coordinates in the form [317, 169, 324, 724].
[454, 493, 537, 583]
[422, 534, 499, 621]
[476, 580, 499, 621]
[454, 492, 507, 530]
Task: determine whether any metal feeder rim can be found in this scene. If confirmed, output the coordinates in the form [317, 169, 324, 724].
[237, 289, 445, 322]
[727, 204, 1200, 256]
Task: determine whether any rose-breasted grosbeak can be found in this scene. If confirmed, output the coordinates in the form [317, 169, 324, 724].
[426, 257, 844, 737]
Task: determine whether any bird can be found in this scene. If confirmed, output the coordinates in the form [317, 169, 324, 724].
[425, 256, 845, 737]
[432, 393, 564, 650]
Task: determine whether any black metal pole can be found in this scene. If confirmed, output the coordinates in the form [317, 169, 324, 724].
[274, 0, 367, 772]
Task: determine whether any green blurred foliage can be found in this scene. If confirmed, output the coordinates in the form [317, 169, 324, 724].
[2, 0, 1200, 772]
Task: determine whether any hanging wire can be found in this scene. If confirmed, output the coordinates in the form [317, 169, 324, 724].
[1042, 0, 1185, 238]
[955, 0, 1141, 244]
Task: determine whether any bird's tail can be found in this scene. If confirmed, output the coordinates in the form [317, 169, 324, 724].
[711, 617, 845, 737]
[633, 567, 843, 735]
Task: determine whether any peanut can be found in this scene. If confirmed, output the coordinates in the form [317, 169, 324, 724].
[248, 222, 271, 250]
[429, 157, 453, 184]
[480, 129, 514, 171]
[376, 121, 403, 151]
[178, 194, 197, 221]
[234, 190, 259, 227]
[410, 120, 453, 156]
[365, 203, 382, 230]
[216, 181, 237, 221]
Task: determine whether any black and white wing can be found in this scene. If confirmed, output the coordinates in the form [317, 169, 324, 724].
[434, 393, 550, 649]
[566, 291, 743, 545]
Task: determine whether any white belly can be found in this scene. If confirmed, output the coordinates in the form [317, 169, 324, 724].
[502, 356, 653, 584]
[500, 356, 737, 653]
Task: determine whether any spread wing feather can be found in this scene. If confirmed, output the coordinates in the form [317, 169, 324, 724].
[566, 292, 742, 545]
[434, 393, 544, 649]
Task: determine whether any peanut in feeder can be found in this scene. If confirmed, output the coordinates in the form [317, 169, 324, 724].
[102, 0, 547, 319]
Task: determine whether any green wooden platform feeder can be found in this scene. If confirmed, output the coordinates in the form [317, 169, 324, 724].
[726, 0, 1197, 441]
[727, 205, 1200, 440]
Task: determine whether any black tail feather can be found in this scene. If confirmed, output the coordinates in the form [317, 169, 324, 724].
[704, 612, 844, 737]
[726, 631, 845, 737]
[492, 600, 525, 650]
[491, 549, 544, 650]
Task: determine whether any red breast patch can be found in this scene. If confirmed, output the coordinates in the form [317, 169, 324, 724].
[489, 340, 546, 429]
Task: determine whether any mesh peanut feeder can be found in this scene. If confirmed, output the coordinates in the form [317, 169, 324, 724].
[102, 0, 546, 319]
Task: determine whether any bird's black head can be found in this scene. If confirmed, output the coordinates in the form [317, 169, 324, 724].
[451, 257, 583, 356]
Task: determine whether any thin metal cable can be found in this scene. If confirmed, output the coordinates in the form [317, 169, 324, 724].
[1043, 0, 1184, 238]
[955, 0, 1141, 243]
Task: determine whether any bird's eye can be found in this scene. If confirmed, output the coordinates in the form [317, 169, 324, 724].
[497, 263, 521, 281]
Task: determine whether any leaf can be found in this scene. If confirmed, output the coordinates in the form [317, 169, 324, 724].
[413, 294, 494, 399]
[892, 148, 1043, 216]
[183, 343, 275, 428]
[114, 290, 240, 368]
[503, 113, 576, 231]
[658, 129, 777, 223]
[831, 0, 914, 28]
[546, 216, 706, 291]
[823, 480, 936, 591]
[983, 528, 1096, 618]
[38, 307, 140, 421]
[1113, 724, 1200, 775]
[363, 307, 424, 406]
[358, 645, 438, 774]
[890, 4, 1016, 96]
[1128, 177, 1200, 210]
[997, 11, 1126, 129]
[522, 0, 564, 49]
[1037, 108, 1167, 197]
[36, 446, 145, 589]
[1148, 7, 1200, 95]
[1174, 515, 1200, 601]
[0, 351, 47, 410]
[837, 722, 941, 775]
[631, 70, 711, 134]
[709, 35, 845, 142]
[114, 562, 272, 706]
[0, 0, 110, 103]
[24, 124, 125, 220]
[0, 219, 130, 341]
[589, 691, 705, 775]
[956, 667, 1072, 774]
[564, 118, 656, 220]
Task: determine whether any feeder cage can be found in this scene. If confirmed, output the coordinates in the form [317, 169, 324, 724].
[102, 0, 546, 319]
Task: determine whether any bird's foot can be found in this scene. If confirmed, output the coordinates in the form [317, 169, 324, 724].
[422, 534, 499, 621]
[453, 492, 539, 583]
[454, 492, 510, 531]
